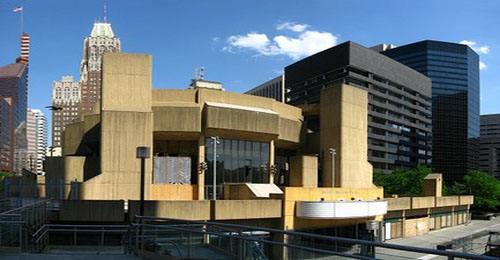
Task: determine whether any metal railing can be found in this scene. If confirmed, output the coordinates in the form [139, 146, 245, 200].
[0, 199, 53, 251]
[123, 215, 498, 260]
[31, 224, 129, 253]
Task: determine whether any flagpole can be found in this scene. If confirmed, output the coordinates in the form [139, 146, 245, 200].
[20, 7, 24, 36]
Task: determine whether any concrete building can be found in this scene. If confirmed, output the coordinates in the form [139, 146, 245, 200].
[285, 41, 432, 172]
[51, 76, 80, 147]
[27, 108, 47, 175]
[43, 53, 472, 245]
[246, 75, 286, 102]
[382, 40, 480, 182]
[0, 33, 30, 174]
[479, 114, 500, 178]
[79, 21, 121, 112]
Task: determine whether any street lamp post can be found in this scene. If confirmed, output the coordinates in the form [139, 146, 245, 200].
[136, 146, 150, 216]
[329, 148, 336, 187]
[210, 137, 219, 200]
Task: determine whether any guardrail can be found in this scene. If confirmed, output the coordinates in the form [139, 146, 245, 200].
[123, 215, 497, 260]
[31, 224, 129, 253]
[0, 199, 52, 252]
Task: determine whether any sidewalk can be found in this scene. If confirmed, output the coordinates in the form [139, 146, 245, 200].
[377, 218, 500, 259]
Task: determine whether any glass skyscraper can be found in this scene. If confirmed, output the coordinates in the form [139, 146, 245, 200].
[382, 40, 480, 182]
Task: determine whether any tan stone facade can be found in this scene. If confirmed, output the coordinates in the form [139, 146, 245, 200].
[50, 53, 472, 238]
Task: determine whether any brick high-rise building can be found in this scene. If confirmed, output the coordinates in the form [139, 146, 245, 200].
[51, 76, 80, 147]
[79, 21, 121, 111]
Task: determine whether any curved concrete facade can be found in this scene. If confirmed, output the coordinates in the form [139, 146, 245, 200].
[61, 53, 304, 200]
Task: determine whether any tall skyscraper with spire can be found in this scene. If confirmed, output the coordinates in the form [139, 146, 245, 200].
[79, 20, 121, 111]
[51, 20, 120, 149]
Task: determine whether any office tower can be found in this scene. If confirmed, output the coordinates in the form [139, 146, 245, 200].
[79, 21, 121, 111]
[285, 41, 432, 171]
[0, 33, 30, 174]
[27, 108, 47, 175]
[382, 40, 480, 182]
[51, 76, 80, 147]
[246, 75, 286, 102]
[479, 114, 500, 178]
[0, 97, 14, 172]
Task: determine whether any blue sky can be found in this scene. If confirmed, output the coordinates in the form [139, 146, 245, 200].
[0, 0, 499, 144]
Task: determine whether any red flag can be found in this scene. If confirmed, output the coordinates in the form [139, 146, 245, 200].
[13, 6, 23, 13]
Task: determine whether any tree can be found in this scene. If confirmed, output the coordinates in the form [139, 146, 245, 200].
[0, 170, 12, 193]
[447, 170, 500, 212]
[373, 165, 431, 196]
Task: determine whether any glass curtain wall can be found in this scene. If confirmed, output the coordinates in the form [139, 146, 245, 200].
[205, 138, 270, 199]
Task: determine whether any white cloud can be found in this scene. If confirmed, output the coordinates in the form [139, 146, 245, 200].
[225, 33, 271, 54]
[477, 46, 490, 55]
[273, 31, 337, 59]
[480, 61, 487, 70]
[276, 22, 309, 32]
[459, 40, 490, 54]
[224, 23, 338, 60]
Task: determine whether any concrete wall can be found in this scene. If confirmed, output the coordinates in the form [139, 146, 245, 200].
[203, 103, 279, 137]
[320, 84, 373, 188]
[129, 200, 211, 220]
[59, 200, 124, 222]
[152, 106, 201, 132]
[151, 184, 197, 200]
[459, 195, 474, 205]
[289, 156, 318, 187]
[386, 197, 411, 211]
[436, 196, 459, 207]
[213, 200, 282, 220]
[403, 217, 429, 238]
[411, 196, 435, 209]
[90, 53, 153, 200]
[224, 184, 256, 200]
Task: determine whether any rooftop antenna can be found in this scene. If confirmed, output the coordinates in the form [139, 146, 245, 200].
[103, 3, 107, 22]
[195, 67, 204, 80]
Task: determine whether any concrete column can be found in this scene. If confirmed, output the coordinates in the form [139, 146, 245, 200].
[198, 136, 205, 200]
[401, 210, 406, 238]
[451, 206, 456, 226]
[319, 84, 373, 188]
[269, 139, 275, 184]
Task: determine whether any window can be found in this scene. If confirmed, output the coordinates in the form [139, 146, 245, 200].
[205, 138, 270, 199]
[64, 87, 70, 99]
[72, 87, 79, 99]
[55, 88, 62, 99]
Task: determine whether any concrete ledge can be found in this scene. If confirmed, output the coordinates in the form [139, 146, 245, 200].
[213, 200, 282, 220]
[59, 200, 124, 222]
[151, 184, 197, 200]
[129, 200, 210, 221]
[459, 195, 474, 205]
[411, 197, 435, 209]
[386, 197, 411, 211]
[436, 196, 459, 207]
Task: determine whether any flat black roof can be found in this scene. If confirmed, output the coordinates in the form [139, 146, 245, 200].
[285, 41, 432, 96]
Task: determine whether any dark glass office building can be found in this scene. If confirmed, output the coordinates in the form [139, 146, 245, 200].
[285, 41, 433, 172]
[382, 40, 480, 182]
